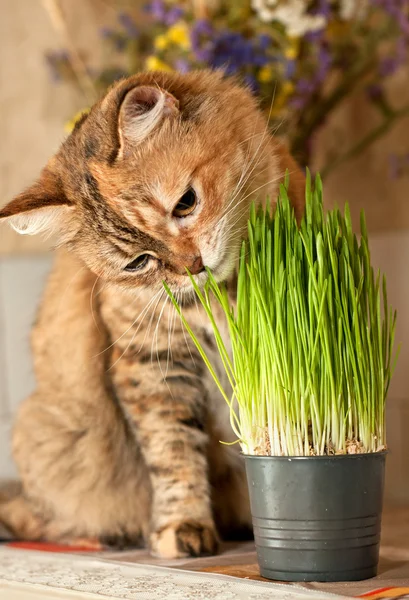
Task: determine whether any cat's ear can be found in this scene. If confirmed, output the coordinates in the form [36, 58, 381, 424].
[118, 85, 179, 153]
[0, 166, 74, 238]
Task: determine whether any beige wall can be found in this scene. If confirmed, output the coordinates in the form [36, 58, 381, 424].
[0, 0, 117, 255]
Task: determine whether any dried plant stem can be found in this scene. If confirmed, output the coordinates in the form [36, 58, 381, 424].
[321, 103, 409, 179]
[42, 0, 98, 103]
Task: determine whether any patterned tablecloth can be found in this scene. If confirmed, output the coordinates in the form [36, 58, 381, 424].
[1, 506, 409, 599]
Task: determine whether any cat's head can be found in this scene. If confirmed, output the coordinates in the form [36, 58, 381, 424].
[0, 70, 304, 295]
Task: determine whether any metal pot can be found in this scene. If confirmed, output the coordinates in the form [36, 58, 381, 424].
[244, 452, 386, 582]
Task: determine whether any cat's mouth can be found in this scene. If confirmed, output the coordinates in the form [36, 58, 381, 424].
[173, 247, 236, 296]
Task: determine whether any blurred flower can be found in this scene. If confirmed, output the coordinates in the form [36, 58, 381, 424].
[316, 44, 332, 82]
[118, 12, 138, 38]
[145, 55, 173, 71]
[154, 34, 170, 50]
[167, 22, 190, 49]
[258, 64, 274, 82]
[174, 58, 190, 73]
[284, 38, 300, 60]
[100, 27, 127, 52]
[251, 0, 327, 36]
[49, 0, 409, 175]
[44, 50, 70, 82]
[338, 0, 368, 20]
[146, 0, 184, 26]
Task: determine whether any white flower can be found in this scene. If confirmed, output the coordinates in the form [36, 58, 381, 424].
[251, 0, 326, 36]
[331, 0, 369, 20]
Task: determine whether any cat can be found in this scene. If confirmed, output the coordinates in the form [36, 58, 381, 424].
[0, 70, 305, 558]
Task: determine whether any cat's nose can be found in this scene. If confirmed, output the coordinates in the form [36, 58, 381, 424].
[186, 256, 205, 275]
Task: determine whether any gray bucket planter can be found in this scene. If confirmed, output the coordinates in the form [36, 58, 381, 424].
[244, 452, 386, 582]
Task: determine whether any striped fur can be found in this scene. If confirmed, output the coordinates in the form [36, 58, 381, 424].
[0, 71, 305, 557]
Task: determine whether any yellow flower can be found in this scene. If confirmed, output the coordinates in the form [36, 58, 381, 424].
[154, 34, 169, 51]
[145, 55, 173, 72]
[281, 81, 295, 96]
[284, 37, 300, 60]
[167, 22, 190, 50]
[64, 109, 90, 134]
[258, 65, 274, 83]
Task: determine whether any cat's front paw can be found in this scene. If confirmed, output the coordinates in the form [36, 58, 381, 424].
[150, 520, 219, 558]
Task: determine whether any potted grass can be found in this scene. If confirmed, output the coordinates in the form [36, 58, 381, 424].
[165, 173, 398, 583]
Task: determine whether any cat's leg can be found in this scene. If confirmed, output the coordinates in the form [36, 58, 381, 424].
[111, 347, 219, 558]
[0, 390, 150, 546]
[0, 252, 150, 547]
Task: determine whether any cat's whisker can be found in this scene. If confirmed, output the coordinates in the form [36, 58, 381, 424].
[239, 169, 297, 206]
[141, 288, 166, 354]
[228, 90, 279, 203]
[222, 125, 274, 219]
[110, 287, 165, 372]
[90, 275, 102, 333]
[102, 289, 162, 364]
[95, 287, 151, 357]
[226, 122, 261, 209]
[222, 140, 269, 217]
[151, 292, 170, 376]
[166, 293, 179, 375]
[221, 162, 271, 223]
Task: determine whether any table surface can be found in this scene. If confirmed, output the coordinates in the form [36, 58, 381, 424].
[98, 505, 409, 598]
[3, 505, 409, 598]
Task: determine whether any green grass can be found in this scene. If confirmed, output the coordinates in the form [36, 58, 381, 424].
[165, 173, 399, 456]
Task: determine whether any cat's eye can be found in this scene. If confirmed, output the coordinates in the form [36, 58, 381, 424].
[124, 254, 150, 272]
[173, 188, 197, 218]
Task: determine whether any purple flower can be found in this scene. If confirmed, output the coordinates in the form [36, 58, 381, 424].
[174, 58, 190, 73]
[296, 78, 317, 95]
[145, 0, 166, 21]
[165, 6, 184, 25]
[192, 26, 271, 74]
[311, 0, 332, 18]
[315, 45, 332, 83]
[99, 27, 127, 52]
[258, 34, 271, 50]
[100, 26, 115, 38]
[289, 96, 308, 110]
[285, 59, 296, 79]
[145, 0, 184, 25]
[118, 12, 138, 38]
[304, 30, 324, 43]
[190, 19, 214, 62]
[44, 50, 70, 82]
